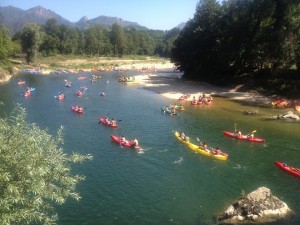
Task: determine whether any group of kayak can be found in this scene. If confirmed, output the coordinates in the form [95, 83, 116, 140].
[161, 104, 185, 116]
[178, 92, 213, 106]
[99, 117, 141, 150]
[176, 127, 299, 178]
[191, 94, 213, 105]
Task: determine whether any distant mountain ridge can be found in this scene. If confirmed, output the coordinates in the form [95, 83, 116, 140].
[0, 5, 151, 32]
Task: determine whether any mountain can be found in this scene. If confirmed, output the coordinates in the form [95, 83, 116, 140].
[0, 6, 72, 32]
[0, 5, 148, 32]
[76, 15, 148, 30]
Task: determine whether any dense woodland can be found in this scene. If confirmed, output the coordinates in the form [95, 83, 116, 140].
[171, 0, 300, 97]
[1, 0, 300, 97]
[0, 18, 179, 62]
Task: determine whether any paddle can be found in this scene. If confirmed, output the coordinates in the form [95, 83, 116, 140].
[246, 130, 257, 137]
[196, 138, 203, 144]
[119, 133, 123, 148]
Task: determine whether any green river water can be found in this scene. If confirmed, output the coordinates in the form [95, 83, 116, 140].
[0, 71, 299, 225]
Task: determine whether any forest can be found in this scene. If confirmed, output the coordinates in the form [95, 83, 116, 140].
[1, 0, 300, 97]
[171, 0, 300, 97]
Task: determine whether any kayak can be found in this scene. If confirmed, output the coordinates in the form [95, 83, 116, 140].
[223, 131, 265, 143]
[169, 105, 185, 111]
[295, 104, 300, 112]
[275, 161, 300, 178]
[23, 91, 31, 97]
[78, 76, 87, 80]
[71, 106, 84, 113]
[175, 131, 228, 160]
[204, 99, 213, 105]
[76, 90, 84, 97]
[55, 93, 64, 100]
[18, 81, 26, 85]
[161, 107, 177, 115]
[111, 135, 141, 150]
[178, 94, 190, 100]
[27, 87, 36, 92]
[191, 100, 202, 105]
[188, 142, 228, 160]
[99, 118, 119, 128]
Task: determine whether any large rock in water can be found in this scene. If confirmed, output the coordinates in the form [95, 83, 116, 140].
[217, 187, 293, 224]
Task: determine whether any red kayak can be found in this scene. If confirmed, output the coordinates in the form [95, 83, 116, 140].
[111, 135, 141, 150]
[56, 93, 64, 101]
[275, 161, 300, 178]
[191, 100, 202, 105]
[71, 106, 84, 113]
[223, 131, 265, 143]
[99, 118, 119, 128]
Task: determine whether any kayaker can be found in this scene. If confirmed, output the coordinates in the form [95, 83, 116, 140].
[237, 130, 242, 138]
[172, 108, 176, 115]
[200, 142, 208, 151]
[132, 138, 139, 147]
[215, 147, 222, 155]
[249, 132, 255, 139]
[111, 118, 116, 126]
[120, 135, 126, 143]
[180, 131, 186, 140]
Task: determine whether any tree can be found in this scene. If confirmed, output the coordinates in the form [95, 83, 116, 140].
[110, 23, 126, 57]
[0, 25, 15, 61]
[20, 24, 43, 64]
[0, 105, 92, 224]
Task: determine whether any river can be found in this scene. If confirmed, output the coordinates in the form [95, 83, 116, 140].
[0, 71, 299, 225]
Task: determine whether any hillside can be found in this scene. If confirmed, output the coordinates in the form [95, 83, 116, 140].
[0, 5, 148, 33]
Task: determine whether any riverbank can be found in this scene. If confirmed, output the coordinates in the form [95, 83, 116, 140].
[132, 71, 274, 107]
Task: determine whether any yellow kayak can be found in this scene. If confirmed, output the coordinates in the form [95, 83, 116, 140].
[175, 131, 190, 144]
[170, 105, 185, 111]
[175, 131, 228, 161]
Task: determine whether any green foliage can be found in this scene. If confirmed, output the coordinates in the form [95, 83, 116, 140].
[171, 0, 300, 87]
[20, 24, 43, 64]
[0, 25, 17, 61]
[6, 18, 178, 59]
[0, 104, 92, 224]
[110, 23, 127, 57]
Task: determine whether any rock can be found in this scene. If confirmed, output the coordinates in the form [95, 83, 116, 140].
[217, 187, 293, 224]
[272, 111, 300, 121]
[0, 73, 12, 84]
[243, 108, 258, 115]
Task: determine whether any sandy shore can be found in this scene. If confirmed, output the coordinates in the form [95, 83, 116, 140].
[131, 69, 273, 107]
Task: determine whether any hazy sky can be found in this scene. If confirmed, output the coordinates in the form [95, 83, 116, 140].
[0, 0, 200, 30]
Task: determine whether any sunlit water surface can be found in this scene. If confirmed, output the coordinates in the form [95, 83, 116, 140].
[0, 72, 299, 225]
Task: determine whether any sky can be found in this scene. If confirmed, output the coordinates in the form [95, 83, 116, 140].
[0, 0, 200, 30]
